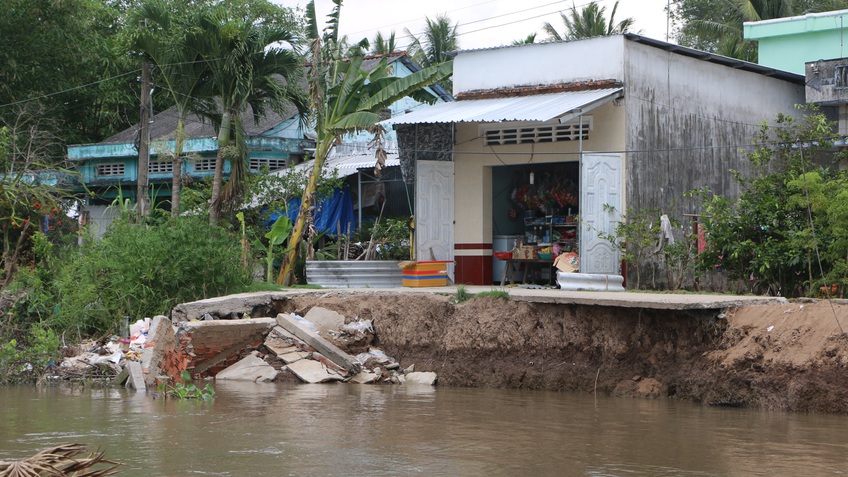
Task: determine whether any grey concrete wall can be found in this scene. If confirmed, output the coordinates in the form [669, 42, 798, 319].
[622, 40, 806, 214]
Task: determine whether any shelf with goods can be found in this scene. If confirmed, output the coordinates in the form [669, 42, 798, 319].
[522, 210, 579, 253]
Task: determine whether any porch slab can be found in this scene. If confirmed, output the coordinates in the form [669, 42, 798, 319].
[265, 287, 787, 311]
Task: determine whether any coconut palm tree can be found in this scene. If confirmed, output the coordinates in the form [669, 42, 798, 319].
[371, 31, 398, 55]
[187, 7, 308, 224]
[277, 0, 452, 285]
[129, 0, 211, 218]
[543, 1, 634, 41]
[512, 33, 537, 46]
[404, 14, 459, 67]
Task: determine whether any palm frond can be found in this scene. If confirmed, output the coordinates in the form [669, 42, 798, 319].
[0, 443, 121, 477]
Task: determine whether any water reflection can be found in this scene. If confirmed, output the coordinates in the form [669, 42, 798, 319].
[2, 384, 848, 476]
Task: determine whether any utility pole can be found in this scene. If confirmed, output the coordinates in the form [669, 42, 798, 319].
[137, 55, 152, 221]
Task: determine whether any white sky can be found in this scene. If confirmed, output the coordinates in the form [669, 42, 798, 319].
[276, 0, 674, 51]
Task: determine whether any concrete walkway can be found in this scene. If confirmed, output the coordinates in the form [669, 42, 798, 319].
[287, 285, 787, 311]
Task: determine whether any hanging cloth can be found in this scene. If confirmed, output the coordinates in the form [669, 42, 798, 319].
[659, 214, 675, 249]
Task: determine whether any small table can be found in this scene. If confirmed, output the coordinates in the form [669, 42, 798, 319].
[498, 257, 555, 286]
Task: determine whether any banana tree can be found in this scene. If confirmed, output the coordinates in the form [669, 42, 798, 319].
[277, 0, 451, 285]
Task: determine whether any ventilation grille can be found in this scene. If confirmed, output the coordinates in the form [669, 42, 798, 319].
[194, 158, 216, 171]
[250, 158, 287, 171]
[482, 118, 592, 146]
[148, 161, 174, 174]
[97, 163, 125, 176]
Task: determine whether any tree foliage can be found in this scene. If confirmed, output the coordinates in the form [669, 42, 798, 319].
[405, 14, 459, 67]
[371, 31, 399, 55]
[671, 0, 848, 60]
[695, 109, 848, 297]
[277, 0, 452, 285]
[184, 3, 308, 224]
[0, 0, 138, 146]
[544, 0, 634, 41]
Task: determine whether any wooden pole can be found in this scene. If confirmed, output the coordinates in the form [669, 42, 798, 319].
[137, 55, 152, 220]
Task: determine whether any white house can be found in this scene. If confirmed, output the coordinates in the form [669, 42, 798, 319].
[384, 34, 805, 286]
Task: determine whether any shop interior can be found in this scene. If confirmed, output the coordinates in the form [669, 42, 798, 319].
[491, 161, 580, 284]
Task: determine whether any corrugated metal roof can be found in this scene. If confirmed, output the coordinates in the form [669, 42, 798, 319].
[381, 88, 622, 125]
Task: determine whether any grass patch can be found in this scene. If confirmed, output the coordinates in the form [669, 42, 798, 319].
[474, 290, 510, 300]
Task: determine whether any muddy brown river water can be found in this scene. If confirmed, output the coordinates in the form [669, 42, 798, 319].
[2, 383, 847, 476]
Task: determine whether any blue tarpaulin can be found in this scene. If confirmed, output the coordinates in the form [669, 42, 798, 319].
[269, 186, 355, 236]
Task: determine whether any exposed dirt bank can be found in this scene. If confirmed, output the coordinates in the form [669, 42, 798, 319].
[272, 293, 848, 413]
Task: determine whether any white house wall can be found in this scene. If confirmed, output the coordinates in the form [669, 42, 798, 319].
[452, 36, 626, 95]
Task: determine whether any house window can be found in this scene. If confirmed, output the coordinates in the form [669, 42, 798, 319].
[148, 160, 174, 174]
[836, 65, 848, 89]
[194, 158, 216, 171]
[482, 118, 593, 146]
[97, 163, 125, 176]
[249, 158, 288, 171]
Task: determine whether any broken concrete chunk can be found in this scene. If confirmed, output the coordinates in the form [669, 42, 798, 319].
[286, 359, 345, 384]
[142, 315, 177, 386]
[216, 353, 278, 382]
[276, 313, 361, 374]
[270, 325, 297, 341]
[405, 372, 437, 385]
[125, 361, 146, 391]
[115, 367, 129, 386]
[279, 350, 309, 364]
[264, 332, 298, 356]
[350, 372, 378, 384]
[303, 307, 347, 336]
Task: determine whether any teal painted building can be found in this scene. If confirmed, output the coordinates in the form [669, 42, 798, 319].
[744, 9, 848, 75]
[67, 106, 310, 206]
[66, 51, 451, 232]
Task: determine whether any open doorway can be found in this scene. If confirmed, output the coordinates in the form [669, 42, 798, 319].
[491, 161, 579, 284]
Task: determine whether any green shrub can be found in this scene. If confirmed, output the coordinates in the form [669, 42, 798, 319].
[49, 217, 250, 336]
[0, 324, 60, 385]
[696, 109, 848, 297]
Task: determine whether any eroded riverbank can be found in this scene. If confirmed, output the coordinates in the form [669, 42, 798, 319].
[175, 290, 848, 413]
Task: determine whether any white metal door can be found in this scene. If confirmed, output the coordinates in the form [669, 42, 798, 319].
[580, 153, 622, 274]
[415, 160, 454, 279]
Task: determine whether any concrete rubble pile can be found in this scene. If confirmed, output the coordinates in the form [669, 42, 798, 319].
[56, 306, 437, 391]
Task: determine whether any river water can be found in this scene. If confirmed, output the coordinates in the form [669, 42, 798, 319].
[2, 383, 847, 476]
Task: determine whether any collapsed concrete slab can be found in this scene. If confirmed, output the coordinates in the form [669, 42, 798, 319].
[143, 316, 276, 385]
[177, 318, 276, 377]
[286, 359, 345, 384]
[171, 292, 290, 323]
[216, 352, 278, 382]
[275, 313, 361, 375]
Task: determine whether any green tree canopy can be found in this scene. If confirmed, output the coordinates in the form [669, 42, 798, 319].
[544, 0, 635, 41]
[0, 0, 137, 148]
[184, 4, 308, 224]
[672, 0, 848, 61]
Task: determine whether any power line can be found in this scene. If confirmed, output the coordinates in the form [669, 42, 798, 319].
[0, 70, 140, 110]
